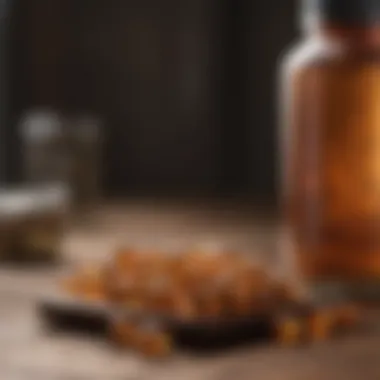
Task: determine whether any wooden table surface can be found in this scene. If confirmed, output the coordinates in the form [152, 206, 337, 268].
[1, 201, 380, 380]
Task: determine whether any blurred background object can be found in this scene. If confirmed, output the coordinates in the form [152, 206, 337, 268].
[20, 109, 102, 212]
[20, 109, 68, 184]
[0, 184, 70, 263]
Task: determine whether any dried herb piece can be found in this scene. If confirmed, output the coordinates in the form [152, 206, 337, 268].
[275, 314, 304, 346]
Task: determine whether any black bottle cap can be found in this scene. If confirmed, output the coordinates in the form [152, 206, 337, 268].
[305, 0, 380, 26]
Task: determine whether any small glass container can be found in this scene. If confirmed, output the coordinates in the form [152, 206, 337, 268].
[0, 184, 71, 264]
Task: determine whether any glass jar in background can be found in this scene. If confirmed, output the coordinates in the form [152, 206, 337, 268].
[280, 0, 380, 300]
[20, 110, 103, 214]
[0, 184, 71, 264]
[20, 109, 72, 185]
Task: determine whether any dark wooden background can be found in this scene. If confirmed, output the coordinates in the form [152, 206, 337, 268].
[4, 0, 296, 200]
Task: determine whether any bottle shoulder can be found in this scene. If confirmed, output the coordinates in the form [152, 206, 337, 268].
[281, 37, 380, 78]
[281, 38, 336, 77]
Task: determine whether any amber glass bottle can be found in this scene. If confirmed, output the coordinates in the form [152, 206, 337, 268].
[281, 0, 380, 296]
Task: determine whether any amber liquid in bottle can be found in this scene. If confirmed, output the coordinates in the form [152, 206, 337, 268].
[281, 5, 380, 298]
